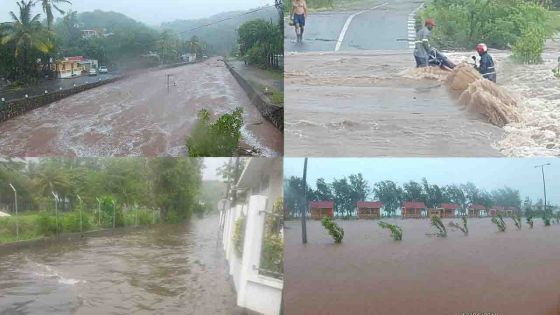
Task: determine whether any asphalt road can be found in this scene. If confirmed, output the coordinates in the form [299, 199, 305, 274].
[285, 0, 424, 52]
[0, 58, 283, 157]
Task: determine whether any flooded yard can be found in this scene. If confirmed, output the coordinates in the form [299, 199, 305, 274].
[284, 218, 560, 315]
[0, 215, 247, 315]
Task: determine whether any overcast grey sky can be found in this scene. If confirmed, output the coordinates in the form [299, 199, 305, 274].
[202, 158, 229, 181]
[284, 158, 560, 204]
[0, 0, 273, 24]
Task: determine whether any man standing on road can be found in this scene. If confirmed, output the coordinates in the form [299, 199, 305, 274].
[291, 0, 308, 43]
[414, 19, 436, 67]
[475, 43, 497, 83]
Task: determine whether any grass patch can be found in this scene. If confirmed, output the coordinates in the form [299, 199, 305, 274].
[378, 221, 403, 241]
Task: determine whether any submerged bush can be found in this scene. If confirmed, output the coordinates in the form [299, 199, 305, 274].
[186, 108, 244, 157]
[526, 216, 534, 229]
[512, 214, 522, 230]
[62, 211, 92, 233]
[321, 216, 344, 243]
[378, 221, 403, 241]
[36, 211, 59, 236]
[512, 28, 545, 64]
[430, 215, 447, 237]
[449, 216, 469, 235]
[492, 214, 507, 232]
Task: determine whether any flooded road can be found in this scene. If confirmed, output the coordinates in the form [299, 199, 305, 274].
[0, 215, 247, 315]
[0, 58, 283, 157]
[285, 51, 504, 156]
[284, 218, 560, 315]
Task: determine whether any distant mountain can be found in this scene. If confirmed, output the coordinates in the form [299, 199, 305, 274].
[160, 6, 280, 55]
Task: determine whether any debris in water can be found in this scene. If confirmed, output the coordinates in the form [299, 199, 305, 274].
[446, 64, 521, 127]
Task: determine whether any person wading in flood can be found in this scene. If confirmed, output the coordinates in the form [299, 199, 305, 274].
[291, 0, 308, 43]
[475, 43, 497, 83]
[414, 19, 436, 67]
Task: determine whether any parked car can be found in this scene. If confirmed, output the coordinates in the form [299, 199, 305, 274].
[89, 68, 97, 76]
[98, 66, 108, 74]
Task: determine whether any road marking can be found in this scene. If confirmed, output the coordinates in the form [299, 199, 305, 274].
[334, 2, 388, 52]
[408, 2, 425, 50]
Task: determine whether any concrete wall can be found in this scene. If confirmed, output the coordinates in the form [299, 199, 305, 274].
[222, 195, 283, 315]
[224, 61, 284, 132]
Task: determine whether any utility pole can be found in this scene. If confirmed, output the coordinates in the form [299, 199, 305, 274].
[301, 158, 308, 244]
[9, 184, 18, 241]
[535, 163, 551, 216]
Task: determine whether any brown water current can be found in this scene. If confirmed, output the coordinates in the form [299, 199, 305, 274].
[0, 215, 247, 315]
[0, 58, 283, 157]
[284, 218, 560, 315]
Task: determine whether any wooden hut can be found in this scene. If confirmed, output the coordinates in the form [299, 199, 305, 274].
[438, 203, 459, 218]
[402, 201, 427, 219]
[468, 204, 486, 217]
[309, 201, 334, 220]
[357, 201, 383, 219]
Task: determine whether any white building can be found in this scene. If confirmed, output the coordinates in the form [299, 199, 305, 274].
[220, 158, 283, 315]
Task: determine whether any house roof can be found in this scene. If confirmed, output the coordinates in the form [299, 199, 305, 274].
[403, 201, 426, 209]
[439, 203, 460, 210]
[469, 204, 486, 210]
[65, 56, 87, 62]
[309, 201, 334, 209]
[357, 201, 383, 208]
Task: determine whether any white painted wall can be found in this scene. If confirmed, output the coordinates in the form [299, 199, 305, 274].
[221, 195, 283, 315]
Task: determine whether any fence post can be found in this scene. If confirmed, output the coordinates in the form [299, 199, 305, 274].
[237, 195, 268, 309]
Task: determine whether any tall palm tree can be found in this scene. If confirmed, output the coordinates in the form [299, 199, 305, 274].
[0, 0, 52, 80]
[40, 0, 72, 30]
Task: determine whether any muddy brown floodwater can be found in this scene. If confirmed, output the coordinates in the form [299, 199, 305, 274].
[284, 218, 560, 315]
[286, 38, 560, 157]
[0, 58, 283, 157]
[0, 215, 249, 315]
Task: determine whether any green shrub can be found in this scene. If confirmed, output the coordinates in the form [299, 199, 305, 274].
[526, 216, 534, 228]
[512, 214, 522, 230]
[261, 233, 284, 276]
[430, 215, 447, 237]
[321, 216, 344, 243]
[378, 221, 403, 241]
[186, 108, 244, 157]
[449, 216, 469, 235]
[492, 214, 507, 232]
[233, 216, 246, 257]
[62, 211, 92, 233]
[36, 211, 59, 236]
[512, 28, 545, 64]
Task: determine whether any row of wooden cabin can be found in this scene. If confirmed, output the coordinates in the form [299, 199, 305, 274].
[309, 201, 520, 220]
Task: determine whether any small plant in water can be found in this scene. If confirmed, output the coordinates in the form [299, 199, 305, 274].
[378, 221, 403, 241]
[321, 216, 344, 243]
[526, 216, 534, 229]
[491, 214, 506, 232]
[543, 216, 551, 226]
[512, 214, 522, 230]
[430, 215, 447, 237]
[449, 216, 468, 235]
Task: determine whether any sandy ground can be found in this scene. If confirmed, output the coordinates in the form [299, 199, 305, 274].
[0, 58, 283, 157]
[284, 218, 560, 315]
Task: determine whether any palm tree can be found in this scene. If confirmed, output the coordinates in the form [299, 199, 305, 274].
[40, 0, 72, 30]
[0, 0, 52, 80]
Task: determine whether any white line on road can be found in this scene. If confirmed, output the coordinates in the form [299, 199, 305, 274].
[334, 2, 388, 52]
[408, 2, 425, 50]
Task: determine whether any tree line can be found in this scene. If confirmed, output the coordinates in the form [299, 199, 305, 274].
[284, 174, 557, 218]
[0, 157, 205, 222]
[0, 0, 211, 85]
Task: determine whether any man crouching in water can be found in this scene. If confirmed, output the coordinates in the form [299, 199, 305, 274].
[414, 18, 436, 67]
[476, 43, 497, 83]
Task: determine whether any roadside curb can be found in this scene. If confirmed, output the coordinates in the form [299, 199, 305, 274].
[223, 60, 284, 132]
